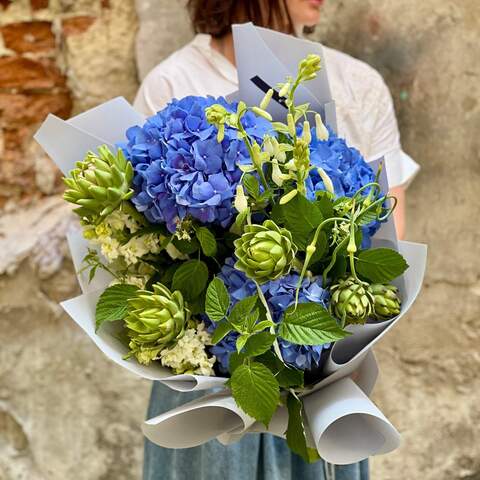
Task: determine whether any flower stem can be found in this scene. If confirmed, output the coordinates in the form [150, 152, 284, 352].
[236, 108, 269, 192]
[256, 283, 284, 363]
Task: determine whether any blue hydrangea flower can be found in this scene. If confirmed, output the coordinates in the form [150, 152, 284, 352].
[121, 96, 271, 232]
[307, 127, 383, 245]
[206, 258, 331, 374]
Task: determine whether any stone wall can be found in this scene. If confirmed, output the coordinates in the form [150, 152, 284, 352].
[0, 0, 138, 210]
[0, 1, 146, 479]
[0, 0, 479, 479]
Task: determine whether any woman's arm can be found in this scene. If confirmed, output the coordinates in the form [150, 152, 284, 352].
[390, 185, 405, 240]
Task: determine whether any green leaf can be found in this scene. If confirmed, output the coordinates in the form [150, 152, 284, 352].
[286, 393, 321, 463]
[211, 319, 233, 344]
[159, 264, 179, 286]
[277, 367, 304, 388]
[230, 362, 280, 426]
[356, 248, 409, 283]
[236, 334, 250, 353]
[256, 350, 284, 373]
[171, 260, 209, 301]
[271, 122, 290, 135]
[243, 332, 275, 356]
[228, 295, 258, 327]
[232, 207, 250, 233]
[244, 309, 260, 332]
[329, 254, 347, 280]
[314, 191, 334, 219]
[278, 303, 350, 345]
[356, 208, 381, 226]
[95, 284, 138, 331]
[205, 277, 230, 321]
[252, 320, 275, 333]
[293, 103, 309, 122]
[308, 230, 328, 263]
[270, 203, 284, 225]
[195, 227, 217, 257]
[243, 174, 260, 199]
[229, 352, 247, 374]
[172, 237, 199, 254]
[188, 295, 205, 315]
[281, 195, 323, 249]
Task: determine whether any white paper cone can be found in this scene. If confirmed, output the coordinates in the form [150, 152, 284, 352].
[143, 392, 255, 449]
[303, 377, 400, 465]
[67, 97, 145, 145]
[61, 290, 228, 391]
[34, 114, 113, 175]
[34, 97, 144, 176]
[232, 23, 337, 131]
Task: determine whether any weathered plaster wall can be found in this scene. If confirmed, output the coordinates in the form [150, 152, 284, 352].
[310, 2, 480, 478]
[0, 1, 147, 479]
[0, 0, 479, 479]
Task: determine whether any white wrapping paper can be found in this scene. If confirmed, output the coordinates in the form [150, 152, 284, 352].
[232, 22, 337, 132]
[143, 392, 255, 449]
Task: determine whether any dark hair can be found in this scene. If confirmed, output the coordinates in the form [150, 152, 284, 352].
[187, 0, 295, 38]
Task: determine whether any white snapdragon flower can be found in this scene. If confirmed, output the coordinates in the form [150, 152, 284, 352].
[105, 210, 141, 233]
[119, 236, 150, 265]
[160, 323, 216, 376]
[99, 236, 121, 262]
[143, 233, 163, 254]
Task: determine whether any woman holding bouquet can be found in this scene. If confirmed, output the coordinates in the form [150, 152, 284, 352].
[134, 1, 419, 479]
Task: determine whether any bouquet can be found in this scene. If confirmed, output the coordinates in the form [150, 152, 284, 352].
[35, 36, 426, 464]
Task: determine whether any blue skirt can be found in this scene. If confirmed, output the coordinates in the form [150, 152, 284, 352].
[143, 382, 369, 480]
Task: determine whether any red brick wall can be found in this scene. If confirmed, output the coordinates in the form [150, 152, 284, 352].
[0, 0, 112, 209]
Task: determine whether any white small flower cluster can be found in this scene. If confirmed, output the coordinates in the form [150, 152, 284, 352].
[83, 210, 167, 265]
[119, 233, 163, 265]
[83, 209, 190, 266]
[104, 210, 140, 233]
[160, 323, 216, 376]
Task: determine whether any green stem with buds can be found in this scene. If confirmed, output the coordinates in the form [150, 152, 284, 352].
[236, 107, 269, 191]
[294, 216, 347, 305]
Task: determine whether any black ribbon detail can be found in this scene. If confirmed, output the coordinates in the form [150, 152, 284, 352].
[250, 76, 287, 108]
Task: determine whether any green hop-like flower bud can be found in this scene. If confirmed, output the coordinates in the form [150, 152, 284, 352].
[370, 283, 401, 320]
[124, 283, 188, 365]
[330, 276, 375, 325]
[234, 220, 297, 284]
[63, 145, 134, 221]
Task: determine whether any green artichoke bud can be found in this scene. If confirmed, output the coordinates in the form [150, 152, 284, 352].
[330, 276, 375, 325]
[370, 283, 401, 320]
[234, 219, 297, 284]
[63, 145, 134, 220]
[124, 283, 188, 365]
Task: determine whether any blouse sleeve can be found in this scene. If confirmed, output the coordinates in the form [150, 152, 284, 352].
[133, 71, 174, 117]
[367, 75, 420, 189]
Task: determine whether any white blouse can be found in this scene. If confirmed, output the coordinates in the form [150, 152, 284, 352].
[134, 34, 419, 188]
